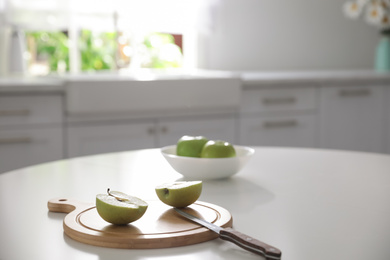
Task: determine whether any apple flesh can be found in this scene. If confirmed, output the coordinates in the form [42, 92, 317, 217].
[96, 189, 148, 225]
[200, 140, 236, 158]
[176, 135, 208, 157]
[155, 181, 202, 208]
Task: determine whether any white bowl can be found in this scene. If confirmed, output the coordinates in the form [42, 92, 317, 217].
[161, 145, 255, 180]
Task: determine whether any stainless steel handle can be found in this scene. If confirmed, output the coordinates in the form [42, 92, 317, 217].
[339, 89, 371, 97]
[0, 137, 32, 144]
[262, 97, 296, 105]
[0, 109, 30, 116]
[263, 119, 298, 128]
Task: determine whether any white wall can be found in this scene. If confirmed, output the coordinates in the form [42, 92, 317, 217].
[198, 0, 379, 71]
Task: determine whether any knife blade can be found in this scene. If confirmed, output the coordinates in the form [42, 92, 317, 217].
[174, 208, 282, 260]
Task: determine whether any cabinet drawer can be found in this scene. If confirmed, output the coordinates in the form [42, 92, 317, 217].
[240, 87, 317, 114]
[67, 121, 156, 158]
[239, 114, 318, 148]
[319, 85, 385, 153]
[0, 95, 63, 127]
[0, 127, 64, 173]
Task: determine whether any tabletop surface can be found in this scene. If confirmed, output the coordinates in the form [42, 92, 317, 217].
[1, 147, 390, 260]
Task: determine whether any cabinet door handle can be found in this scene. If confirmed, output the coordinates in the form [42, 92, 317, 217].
[339, 89, 371, 97]
[160, 126, 168, 134]
[262, 97, 296, 105]
[0, 109, 30, 116]
[263, 119, 298, 128]
[147, 127, 156, 135]
[0, 137, 32, 144]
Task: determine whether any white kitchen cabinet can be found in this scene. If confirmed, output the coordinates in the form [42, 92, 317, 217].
[157, 115, 237, 147]
[319, 84, 385, 153]
[239, 114, 318, 148]
[2, 71, 390, 171]
[238, 86, 319, 148]
[0, 94, 64, 173]
[0, 95, 63, 126]
[240, 87, 317, 114]
[67, 120, 156, 158]
[385, 87, 390, 154]
[66, 114, 237, 158]
[0, 127, 63, 173]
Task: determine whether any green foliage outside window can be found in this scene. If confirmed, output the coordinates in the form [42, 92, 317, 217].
[26, 30, 182, 74]
[26, 31, 69, 72]
[143, 32, 183, 68]
[79, 30, 117, 71]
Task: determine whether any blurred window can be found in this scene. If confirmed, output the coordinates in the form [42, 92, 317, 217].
[26, 30, 183, 75]
[2, 0, 217, 75]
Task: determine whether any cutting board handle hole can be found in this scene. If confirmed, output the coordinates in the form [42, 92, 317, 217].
[48, 198, 85, 214]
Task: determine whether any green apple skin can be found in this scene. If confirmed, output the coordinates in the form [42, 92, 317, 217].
[176, 135, 208, 157]
[200, 140, 236, 158]
[155, 181, 202, 208]
[96, 191, 148, 225]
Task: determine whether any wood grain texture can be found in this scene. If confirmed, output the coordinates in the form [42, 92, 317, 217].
[220, 228, 282, 259]
[48, 198, 233, 249]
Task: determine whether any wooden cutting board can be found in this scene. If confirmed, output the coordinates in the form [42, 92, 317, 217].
[47, 198, 233, 249]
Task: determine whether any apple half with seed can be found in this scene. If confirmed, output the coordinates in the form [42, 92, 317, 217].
[96, 188, 148, 225]
[155, 181, 202, 208]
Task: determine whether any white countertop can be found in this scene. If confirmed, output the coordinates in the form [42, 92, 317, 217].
[57, 68, 241, 81]
[241, 70, 390, 86]
[1, 147, 390, 260]
[1, 70, 390, 94]
[0, 76, 64, 93]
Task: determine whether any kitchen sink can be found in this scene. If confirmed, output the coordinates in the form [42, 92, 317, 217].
[64, 70, 242, 117]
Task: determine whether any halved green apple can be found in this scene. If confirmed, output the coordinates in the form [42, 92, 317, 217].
[155, 181, 202, 208]
[96, 189, 148, 225]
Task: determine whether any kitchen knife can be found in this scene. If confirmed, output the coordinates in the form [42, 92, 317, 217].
[174, 208, 282, 260]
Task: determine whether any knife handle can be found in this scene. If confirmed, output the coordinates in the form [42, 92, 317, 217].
[219, 227, 282, 259]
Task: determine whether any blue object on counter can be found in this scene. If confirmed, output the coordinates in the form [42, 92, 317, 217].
[375, 35, 390, 71]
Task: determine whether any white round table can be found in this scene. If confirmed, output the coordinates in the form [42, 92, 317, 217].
[1, 147, 390, 260]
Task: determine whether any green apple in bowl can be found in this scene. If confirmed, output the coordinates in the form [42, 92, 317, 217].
[155, 181, 202, 208]
[200, 140, 236, 158]
[176, 135, 208, 157]
[96, 188, 148, 225]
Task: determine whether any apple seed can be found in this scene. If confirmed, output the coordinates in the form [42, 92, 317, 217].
[107, 188, 129, 202]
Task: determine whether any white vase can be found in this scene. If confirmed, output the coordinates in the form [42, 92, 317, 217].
[0, 26, 27, 76]
[8, 28, 26, 74]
